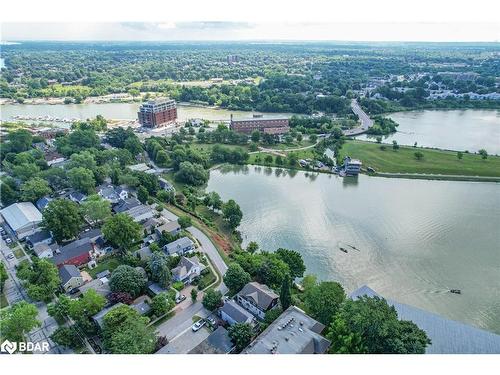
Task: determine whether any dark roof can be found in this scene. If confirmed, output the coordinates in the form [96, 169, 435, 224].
[79, 228, 102, 241]
[59, 264, 81, 284]
[189, 327, 234, 354]
[35, 197, 52, 211]
[69, 191, 87, 202]
[350, 285, 500, 354]
[51, 238, 93, 264]
[26, 230, 52, 245]
[239, 282, 279, 311]
[95, 270, 111, 279]
[113, 198, 141, 213]
[221, 300, 254, 324]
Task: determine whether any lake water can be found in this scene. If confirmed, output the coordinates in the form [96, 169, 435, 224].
[356, 109, 500, 155]
[207, 165, 500, 334]
[0, 102, 293, 123]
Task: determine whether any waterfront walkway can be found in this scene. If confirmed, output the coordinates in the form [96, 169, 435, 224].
[344, 99, 374, 136]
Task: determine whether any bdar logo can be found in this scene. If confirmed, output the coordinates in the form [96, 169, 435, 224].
[1, 340, 17, 354]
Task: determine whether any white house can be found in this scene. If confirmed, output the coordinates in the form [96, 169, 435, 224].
[171, 256, 205, 284]
[163, 237, 195, 256]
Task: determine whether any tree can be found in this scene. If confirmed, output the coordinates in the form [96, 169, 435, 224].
[276, 248, 305, 278]
[51, 326, 82, 349]
[204, 191, 223, 211]
[174, 161, 209, 186]
[16, 258, 60, 302]
[309, 134, 318, 143]
[251, 130, 261, 143]
[102, 213, 143, 254]
[42, 199, 83, 242]
[20, 177, 52, 202]
[224, 263, 251, 295]
[392, 140, 399, 150]
[478, 149, 488, 160]
[280, 273, 292, 310]
[414, 151, 424, 160]
[202, 289, 223, 311]
[287, 152, 298, 166]
[148, 252, 171, 288]
[67, 167, 96, 194]
[191, 288, 198, 302]
[157, 190, 174, 204]
[327, 296, 430, 354]
[109, 265, 147, 298]
[47, 295, 71, 323]
[68, 151, 97, 170]
[103, 304, 155, 354]
[137, 185, 149, 203]
[80, 194, 112, 224]
[124, 136, 143, 156]
[256, 254, 290, 289]
[228, 322, 253, 352]
[0, 301, 40, 342]
[151, 292, 175, 316]
[246, 241, 259, 254]
[0, 261, 8, 294]
[304, 281, 346, 326]
[457, 151, 463, 160]
[7, 129, 33, 153]
[222, 199, 243, 230]
[107, 292, 134, 305]
[264, 155, 274, 164]
[178, 215, 192, 229]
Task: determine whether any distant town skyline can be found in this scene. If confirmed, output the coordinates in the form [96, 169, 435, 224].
[2, 22, 499, 42]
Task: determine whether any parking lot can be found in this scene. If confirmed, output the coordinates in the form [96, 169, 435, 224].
[156, 325, 210, 354]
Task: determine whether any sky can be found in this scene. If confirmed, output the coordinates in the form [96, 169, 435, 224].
[2, 22, 499, 42]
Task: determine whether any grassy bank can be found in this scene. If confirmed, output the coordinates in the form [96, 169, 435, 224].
[342, 140, 500, 178]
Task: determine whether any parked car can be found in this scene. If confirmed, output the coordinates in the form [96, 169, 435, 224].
[206, 316, 216, 326]
[5, 238, 12, 244]
[175, 294, 186, 304]
[7, 253, 15, 259]
[0, 228, 6, 235]
[192, 319, 206, 332]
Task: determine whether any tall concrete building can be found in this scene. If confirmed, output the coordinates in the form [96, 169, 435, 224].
[137, 98, 177, 128]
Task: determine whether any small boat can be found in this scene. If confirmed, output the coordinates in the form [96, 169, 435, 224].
[348, 244, 359, 251]
[450, 289, 461, 295]
[339, 247, 348, 253]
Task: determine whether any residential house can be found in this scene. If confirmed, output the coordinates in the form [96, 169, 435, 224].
[79, 228, 103, 244]
[148, 282, 167, 296]
[79, 276, 111, 298]
[35, 196, 52, 211]
[237, 282, 279, 320]
[189, 326, 235, 354]
[112, 197, 141, 214]
[163, 237, 195, 256]
[155, 220, 181, 237]
[135, 245, 153, 261]
[97, 184, 127, 204]
[0, 202, 43, 239]
[171, 256, 205, 284]
[220, 299, 256, 326]
[95, 270, 111, 279]
[33, 243, 58, 259]
[69, 191, 87, 205]
[26, 230, 53, 248]
[243, 306, 331, 354]
[124, 204, 154, 223]
[59, 264, 84, 292]
[142, 217, 163, 234]
[50, 238, 93, 267]
[159, 177, 175, 192]
[131, 296, 151, 316]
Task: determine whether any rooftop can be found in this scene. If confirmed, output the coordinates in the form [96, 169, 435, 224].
[350, 285, 500, 354]
[189, 326, 234, 354]
[243, 306, 330, 354]
[59, 264, 82, 284]
[51, 238, 93, 264]
[0, 202, 43, 232]
[221, 300, 255, 325]
[239, 282, 279, 311]
[171, 256, 204, 280]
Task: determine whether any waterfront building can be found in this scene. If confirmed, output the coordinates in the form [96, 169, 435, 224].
[343, 156, 362, 176]
[137, 97, 177, 128]
[229, 115, 290, 135]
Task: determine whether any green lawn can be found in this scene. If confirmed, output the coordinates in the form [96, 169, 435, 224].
[0, 292, 8, 309]
[12, 247, 26, 259]
[86, 256, 121, 278]
[342, 140, 500, 177]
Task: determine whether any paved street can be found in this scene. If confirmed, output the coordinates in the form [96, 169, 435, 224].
[344, 99, 375, 136]
[156, 326, 210, 354]
[155, 301, 209, 341]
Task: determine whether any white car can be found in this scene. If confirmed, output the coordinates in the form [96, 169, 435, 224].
[191, 320, 206, 332]
[5, 238, 12, 244]
[7, 253, 15, 259]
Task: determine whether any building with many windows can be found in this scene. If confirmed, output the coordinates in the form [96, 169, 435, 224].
[138, 98, 178, 128]
[229, 115, 290, 135]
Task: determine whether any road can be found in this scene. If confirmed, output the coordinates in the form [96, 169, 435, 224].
[155, 301, 209, 342]
[344, 99, 374, 136]
[160, 208, 229, 294]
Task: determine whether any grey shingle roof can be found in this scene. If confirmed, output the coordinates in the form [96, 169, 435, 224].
[189, 326, 234, 354]
[59, 264, 81, 284]
[50, 238, 93, 265]
[221, 300, 254, 324]
[0, 202, 42, 232]
[350, 285, 500, 354]
[239, 282, 279, 311]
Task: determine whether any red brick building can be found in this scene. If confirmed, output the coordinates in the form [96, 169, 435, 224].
[138, 98, 178, 128]
[229, 116, 290, 135]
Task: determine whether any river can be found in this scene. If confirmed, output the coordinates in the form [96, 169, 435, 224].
[356, 109, 500, 155]
[207, 165, 500, 334]
[0, 102, 293, 124]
